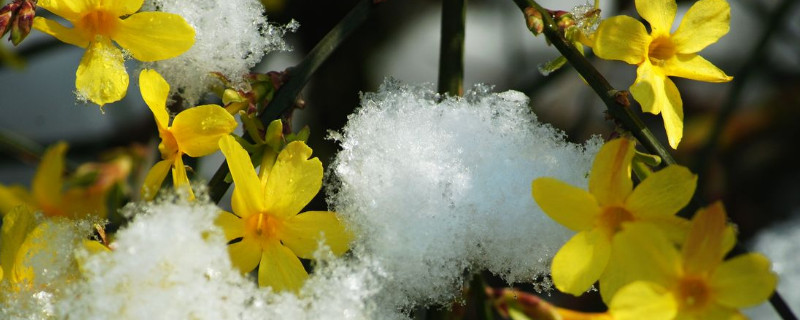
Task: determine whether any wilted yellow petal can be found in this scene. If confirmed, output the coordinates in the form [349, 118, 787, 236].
[682, 202, 727, 274]
[551, 229, 611, 295]
[609, 281, 677, 320]
[593, 16, 649, 65]
[37, 0, 87, 21]
[139, 69, 171, 131]
[531, 177, 598, 231]
[625, 165, 696, 218]
[220, 135, 265, 215]
[589, 138, 634, 206]
[711, 253, 777, 308]
[281, 211, 352, 259]
[32, 18, 90, 48]
[228, 236, 262, 274]
[75, 39, 129, 106]
[171, 105, 237, 157]
[32, 142, 68, 211]
[671, 0, 730, 54]
[662, 54, 733, 83]
[114, 12, 195, 62]
[215, 211, 244, 242]
[141, 159, 172, 201]
[263, 141, 323, 219]
[259, 240, 308, 292]
[1, 207, 37, 284]
[634, 0, 676, 37]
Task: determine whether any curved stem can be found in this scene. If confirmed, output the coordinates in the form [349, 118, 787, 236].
[512, 0, 676, 166]
[208, 0, 379, 203]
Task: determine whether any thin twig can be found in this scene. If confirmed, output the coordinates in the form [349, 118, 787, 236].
[208, 0, 379, 203]
[438, 0, 466, 96]
[512, 0, 676, 166]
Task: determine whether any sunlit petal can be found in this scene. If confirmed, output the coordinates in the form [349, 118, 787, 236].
[281, 211, 352, 259]
[263, 141, 323, 218]
[228, 236, 261, 274]
[141, 159, 172, 201]
[259, 240, 308, 292]
[551, 229, 611, 295]
[635, 0, 676, 37]
[32, 18, 90, 48]
[114, 12, 195, 62]
[682, 202, 727, 274]
[139, 69, 171, 131]
[171, 156, 194, 199]
[219, 135, 265, 215]
[1, 206, 38, 284]
[593, 16, 649, 65]
[612, 223, 681, 288]
[215, 210, 244, 242]
[103, 0, 144, 17]
[75, 39, 129, 106]
[37, 0, 87, 21]
[625, 165, 696, 218]
[171, 105, 237, 157]
[609, 281, 677, 320]
[589, 137, 634, 206]
[532, 177, 599, 231]
[671, 0, 730, 54]
[662, 54, 733, 83]
[711, 253, 777, 308]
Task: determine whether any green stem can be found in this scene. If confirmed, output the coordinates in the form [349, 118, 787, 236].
[208, 0, 379, 203]
[0, 128, 44, 163]
[438, 0, 466, 96]
[512, 0, 676, 166]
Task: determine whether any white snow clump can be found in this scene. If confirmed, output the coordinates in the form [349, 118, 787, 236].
[141, 0, 298, 105]
[327, 78, 602, 309]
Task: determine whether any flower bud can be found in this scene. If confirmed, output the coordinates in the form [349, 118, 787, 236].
[0, 2, 20, 37]
[10, 0, 35, 46]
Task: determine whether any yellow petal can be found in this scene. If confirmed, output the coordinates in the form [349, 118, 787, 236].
[671, 0, 730, 54]
[611, 223, 681, 289]
[711, 253, 777, 308]
[264, 141, 323, 219]
[624, 165, 696, 218]
[32, 18, 90, 48]
[609, 281, 677, 320]
[219, 135, 265, 215]
[37, 0, 87, 21]
[630, 63, 683, 148]
[33, 142, 68, 210]
[215, 210, 244, 242]
[0, 185, 33, 215]
[139, 69, 170, 131]
[635, 0, 676, 37]
[682, 202, 727, 274]
[281, 211, 352, 259]
[76, 39, 129, 106]
[689, 303, 746, 320]
[102, 0, 144, 17]
[171, 105, 237, 157]
[551, 229, 611, 295]
[589, 138, 634, 206]
[531, 177, 599, 231]
[171, 156, 194, 200]
[593, 16, 650, 65]
[1, 206, 38, 284]
[637, 216, 691, 246]
[258, 240, 308, 292]
[113, 12, 195, 62]
[62, 188, 107, 219]
[141, 159, 172, 201]
[228, 236, 262, 274]
[662, 54, 733, 83]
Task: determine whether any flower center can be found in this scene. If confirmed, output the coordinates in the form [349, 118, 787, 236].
[676, 276, 712, 311]
[648, 36, 676, 66]
[77, 10, 119, 37]
[598, 206, 635, 236]
[245, 213, 281, 242]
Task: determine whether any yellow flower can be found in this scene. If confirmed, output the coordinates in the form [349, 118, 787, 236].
[215, 135, 351, 292]
[531, 137, 696, 296]
[608, 202, 777, 320]
[139, 69, 237, 200]
[0, 142, 108, 219]
[32, 0, 195, 106]
[592, 0, 733, 149]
